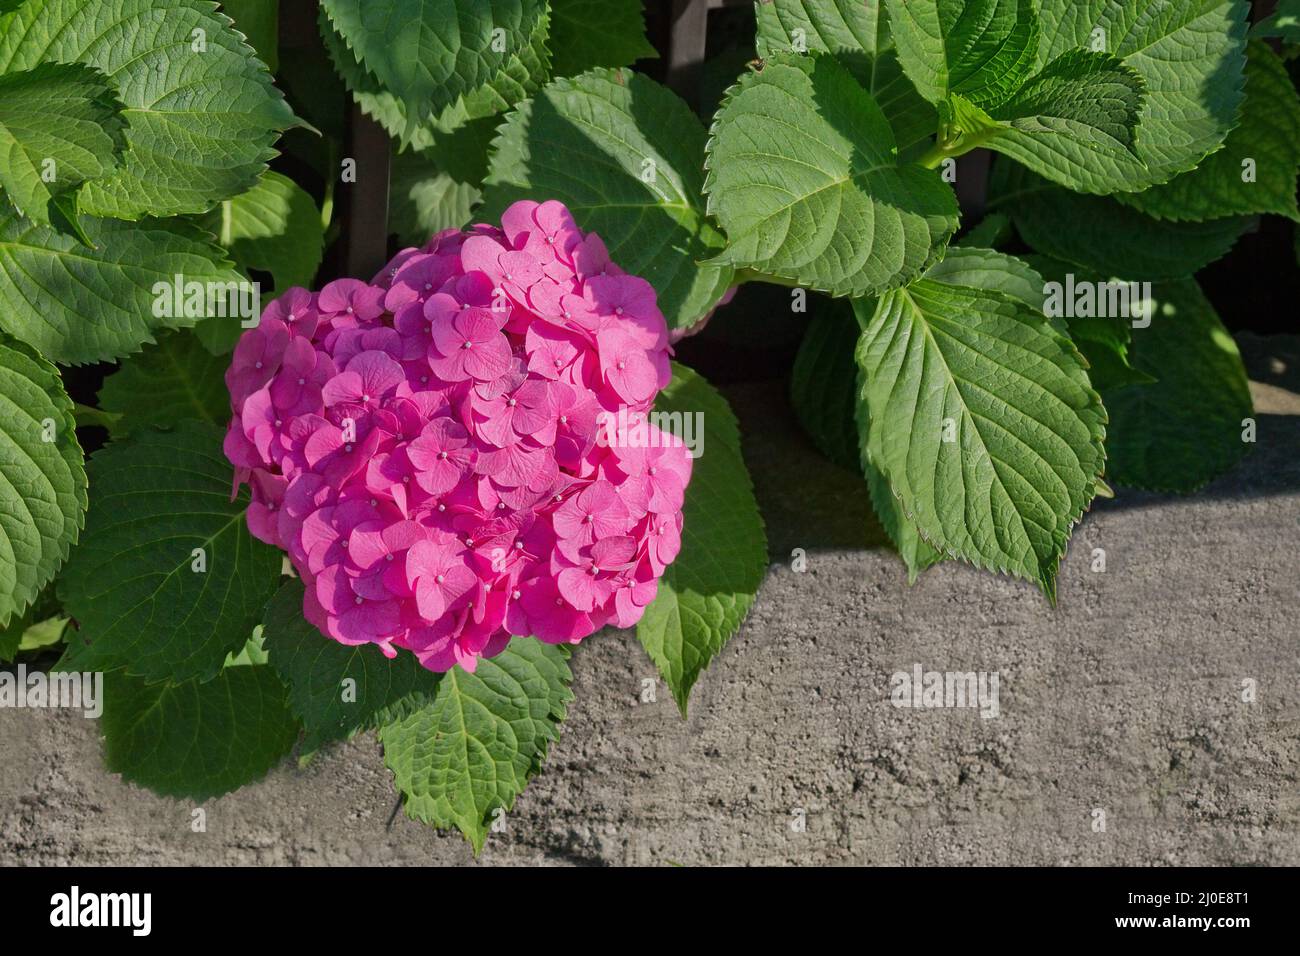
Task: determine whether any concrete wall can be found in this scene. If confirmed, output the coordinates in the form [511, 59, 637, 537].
[2, 335, 1297, 866]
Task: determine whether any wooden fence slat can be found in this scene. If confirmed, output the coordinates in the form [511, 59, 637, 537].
[343, 106, 392, 280]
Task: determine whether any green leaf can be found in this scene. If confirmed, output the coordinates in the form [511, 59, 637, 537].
[884, 0, 1039, 108]
[1119, 41, 1300, 222]
[97, 664, 298, 801]
[1254, 0, 1300, 41]
[956, 212, 1013, 249]
[389, 148, 480, 249]
[96, 330, 230, 438]
[0, 198, 244, 364]
[754, 1, 935, 158]
[224, 628, 268, 667]
[990, 162, 1251, 279]
[548, 0, 655, 76]
[0, 610, 23, 660]
[220, 0, 280, 73]
[378, 637, 572, 852]
[321, 0, 546, 132]
[923, 244, 1047, 307]
[789, 292, 942, 580]
[937, 50, 1148, 195]
[1035, 0, 1250, 191]
[703, 53, 958, 298]
[755, 0, 883, 65]
[320, 5, 550, 151]
[422, 8, 553, 135]
[58, 421, 283, 684]
[202, 171, 325, 292]
[0, 584, 68, 662]
[853, 266, 1107, 599]
[1103, 280, 1253, 492]
[0, 0, 296, 219]
[0, 62, 126, 226]
[858, 246, 1051, 582]
[637, 363, 766, 714]
[0, 335, 85, 629]
[484, 68, 734, 330]
[1026, 253, 1157, 391]
[422, 114, 502, 185]
[262, 579, 441, 753]
[861, 448, 945, 583]
[790, 295, 861, 471]
[276, 21, 348, 141]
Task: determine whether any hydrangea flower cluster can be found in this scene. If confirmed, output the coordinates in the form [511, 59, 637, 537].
[224, 200, 690, 673]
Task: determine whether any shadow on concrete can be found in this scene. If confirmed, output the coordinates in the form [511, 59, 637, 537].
[725, 332, 1300, 559]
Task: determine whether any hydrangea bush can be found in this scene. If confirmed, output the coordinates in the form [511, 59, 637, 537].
[0, 0, 1296, 849]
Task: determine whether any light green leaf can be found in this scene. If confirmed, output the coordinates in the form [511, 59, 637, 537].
[1119, 41, 1300, 222]
[703, 53, 958, 297]
[1103, 280, 1253, 492]
[637, 363, 766, 714]
[58, 421, 283, 684]
[0, 0, 296, 219]
[202, 171, 325, 292]
[0, 198, 243, 364]
[861, 449, 945, 583]
[755, 0, 883, 64]
[0, 335, 85, 629]
[1035, 0, 1250, 191]
[990, 162, 1251, 279]
[484, 68, 734, 330]
[549, 0, 655, 76]
[858, 245, 1049, 582]
[96, 330, 230, 438]
[379, 637, 572, 852]
[97, 664, 298, 801]
[0, 62, 126, 226]
[321, 0, 546, 132]
[1254, 0, 1300, 41]
[1, 584, 68, 662]
[262, 579, 441, 752]
[854, 272, 1107, 599]
[224, 628, 268, 667]
[389, 148, 480, 249]
[937, 50, 1148, 195]
[220, 0, 280, 73]
[923, 245, 1047, 307]
[884, 0, 1039, 108]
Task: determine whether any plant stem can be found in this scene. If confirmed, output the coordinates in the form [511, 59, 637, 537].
[73, 403, 122, 430]
[918, 142, 951, 170]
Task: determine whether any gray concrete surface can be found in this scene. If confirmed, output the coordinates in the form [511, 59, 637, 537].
[2, 335, 1298, 866]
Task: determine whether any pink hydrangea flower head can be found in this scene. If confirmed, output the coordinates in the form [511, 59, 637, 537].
[224, 201, 690, 673]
